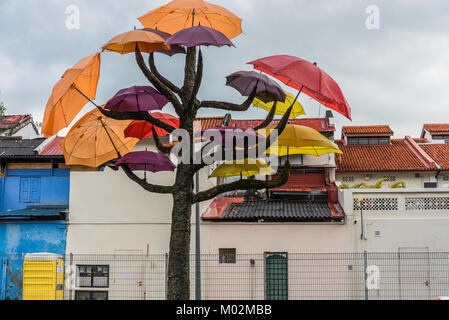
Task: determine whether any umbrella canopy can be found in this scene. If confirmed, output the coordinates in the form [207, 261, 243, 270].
[252, 91, 305, 119]
[116, 151, 176, 173]
[124, 112, 180, 139]
[226, 71, 286, 103]
[62, 108, 139, 168]
[201, 126, 264, 147]
[210, 159, 275, 178]
[143, 28, 186, 56]
[105, 86, 169, 112]
[138, 0, 243, 39]
[165, 25, 234, 48]
[248, 55, 351, 120]
[260, 124, 342, 157]
[42, 53, 101, 138]
[102, 29, 170, 55]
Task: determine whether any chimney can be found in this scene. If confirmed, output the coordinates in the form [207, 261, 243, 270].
[325, 111, 335, 128]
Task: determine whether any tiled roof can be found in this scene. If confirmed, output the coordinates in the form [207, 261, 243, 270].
[219, 200, 338, 222]
[335, 139, 435, 172]
[420, 144, 449, 170]
[194, 117, 226, 132]
[230, 118, 334, 133]
[342, 125, 393, 137]
[0, 137, 45, 157]
[423, 124, 449, 135]
[0, 115, 31, 130]
[39, 137, 64, 156]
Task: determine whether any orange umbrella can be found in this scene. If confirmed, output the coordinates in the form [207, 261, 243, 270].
[62, 108, 139, 168]
[42, 53, 101, 138]
[102, 29, 170, 55]
[138, 0, 243, 39]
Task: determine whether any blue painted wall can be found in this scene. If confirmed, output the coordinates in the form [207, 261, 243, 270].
[0, 167, 70, 300]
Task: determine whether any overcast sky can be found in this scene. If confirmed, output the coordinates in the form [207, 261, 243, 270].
[1, 0, 449, 138]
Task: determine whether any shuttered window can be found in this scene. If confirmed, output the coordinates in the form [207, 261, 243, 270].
[20, 178, 41, 203]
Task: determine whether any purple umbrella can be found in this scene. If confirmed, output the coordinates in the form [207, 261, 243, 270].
[226, 71, 286, 103]
[165, 25, 235, 48]
[201, 126, 265, 147]
[105, 86, 169, 112]
[142, 28, 186, 56]
[116, 151, 176, 173]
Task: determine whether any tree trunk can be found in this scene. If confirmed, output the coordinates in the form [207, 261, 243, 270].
[167, 186, 193, 300]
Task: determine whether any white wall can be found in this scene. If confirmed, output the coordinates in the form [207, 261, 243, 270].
[336, 172, 441, 189]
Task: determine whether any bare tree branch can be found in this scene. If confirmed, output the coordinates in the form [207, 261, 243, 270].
[149, 53, 181, 94]
[98, 108, 176, 133]
[187, 49, 203, 110]
[200, 88, 257, 111]
[152, 126, 176, 154]
[135, 46, 183, 114]
[122, 164, 173, 194]
[180, 47, 197, 103]
[253, 101, 277, 131]
[192, 159, 291, 203]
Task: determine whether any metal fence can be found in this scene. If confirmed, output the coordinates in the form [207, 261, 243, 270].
[1, 252, 449, 300]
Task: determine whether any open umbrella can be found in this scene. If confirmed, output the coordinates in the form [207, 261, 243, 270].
[260, 124, 342, 157]
[165, 25, 234, 48]
[116, 151, 176, 173]
[209, 159, 275, 178]
[201, 126, 265, 147]
[105, 86, 169, 112]
[252, 91, 305, 119]
[248, 55, 351, 120]
[143, 28, 186, 56]
[42, 53, 101, 138]
[102, 29, 170, 55]
[226, 71, 286, 103]
[124, 112, 180, 139]
[138, 0, 243, 39]
[62, 108, 139, 168]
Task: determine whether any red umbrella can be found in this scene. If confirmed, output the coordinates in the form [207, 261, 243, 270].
[124, 112, 180, 139]
[248, 55, 351, 120]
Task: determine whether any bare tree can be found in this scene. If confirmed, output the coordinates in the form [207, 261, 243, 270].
[99, 46, 293, 300]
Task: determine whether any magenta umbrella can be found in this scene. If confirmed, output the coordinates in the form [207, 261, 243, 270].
[201, 126, 265, 147]
[226, 71, 286, 103]
[116, 151, 176, 173]
[105, 86, 169, 112]
[142, 28, 186, 56]
[165, 25, 234, 48]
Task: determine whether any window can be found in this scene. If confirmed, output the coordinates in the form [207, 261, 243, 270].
[383, 175, 396, 182]
[415, 173, 421, 178]
[19, 177, 41, 203]
[348, 137, 390, 145]
[219, 248, 236, 264]
[432, 135, 449, 140]
[75, 291, 108, 301]
[342, 176, 354, 182]
[77, 265, 109, 288]
[279, 154, 302, 166]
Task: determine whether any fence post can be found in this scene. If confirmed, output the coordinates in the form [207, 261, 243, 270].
[363, 251, 368, 300]
[165, 253, 168, 300]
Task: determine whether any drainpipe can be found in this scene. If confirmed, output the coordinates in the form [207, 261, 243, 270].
[195, 171, 201, 300]
[435, 164, 441, 187]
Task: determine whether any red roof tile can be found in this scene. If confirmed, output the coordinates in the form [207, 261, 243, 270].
[271, 173, 326, 191]
[230, 118, 334, 133]
[335, 139, 436, 172]
[342, 125, 393, 137]
[420, 144, 449, 170]
[423, 124, 449, 135]
[39, 137, 64, 156]
[194, 117, 226, 132]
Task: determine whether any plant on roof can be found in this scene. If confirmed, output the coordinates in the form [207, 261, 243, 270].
[351, 182, 367, 189]
[390, 181, 406, 189]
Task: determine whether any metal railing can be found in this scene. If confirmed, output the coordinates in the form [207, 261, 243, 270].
[1, 252, 449, 300]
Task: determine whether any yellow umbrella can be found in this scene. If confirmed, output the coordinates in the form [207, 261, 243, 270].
[138, 0, 243, 39]
[209, 159, 275, 178]
[62, 108, 139, 168]
[252, 91, 305, 119]
[260, 124, 342, 157]
[102, 29, 170, 55]
[42, 53, 101, 138]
